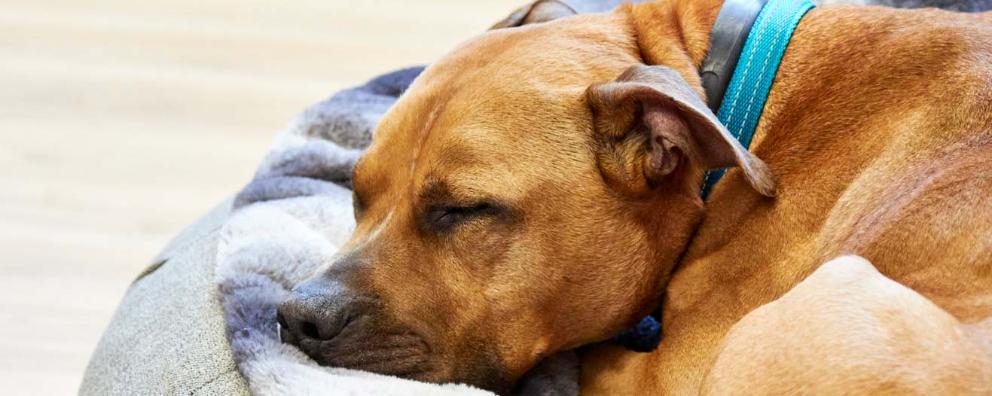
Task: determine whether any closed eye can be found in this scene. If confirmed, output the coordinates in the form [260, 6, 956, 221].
[428, 202, 499, 233]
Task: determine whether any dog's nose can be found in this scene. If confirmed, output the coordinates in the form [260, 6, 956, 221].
[277, 277, 367, 345]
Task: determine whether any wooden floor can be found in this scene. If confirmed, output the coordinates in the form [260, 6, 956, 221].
[0, 0, 520, 393]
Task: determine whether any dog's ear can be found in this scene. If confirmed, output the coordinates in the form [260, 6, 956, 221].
[491, 1, 577, 29]
[587, 65, 776, 197]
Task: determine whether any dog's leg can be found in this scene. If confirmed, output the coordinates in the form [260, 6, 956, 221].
[701, 255, 992, 395]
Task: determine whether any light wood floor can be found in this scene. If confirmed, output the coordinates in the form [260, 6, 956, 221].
[0, 1, 521, 393]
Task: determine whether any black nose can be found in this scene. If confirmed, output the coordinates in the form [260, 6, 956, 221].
[277, 277, 367, 346]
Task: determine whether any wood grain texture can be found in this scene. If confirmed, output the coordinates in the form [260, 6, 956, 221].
[0, 0, 521, 393]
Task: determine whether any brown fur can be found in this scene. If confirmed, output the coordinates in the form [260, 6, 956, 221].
[310, 0, 992, 393]
[582, 2, 992, 394]
[703, 256, 992, 394]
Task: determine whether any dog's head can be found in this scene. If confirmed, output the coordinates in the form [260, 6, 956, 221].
[278, 10, 773, 393]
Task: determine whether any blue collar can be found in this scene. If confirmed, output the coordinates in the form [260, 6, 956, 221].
[612, 0, 814, 353]
[699, 0, 816, 199]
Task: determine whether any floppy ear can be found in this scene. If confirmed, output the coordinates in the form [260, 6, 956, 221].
[587, 65, 776, 197]
[490, 0, 577, 29]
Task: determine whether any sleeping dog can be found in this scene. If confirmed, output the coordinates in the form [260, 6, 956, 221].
[278, 0, 992, 393]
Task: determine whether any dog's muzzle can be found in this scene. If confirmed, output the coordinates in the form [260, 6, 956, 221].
[276, 276, 434, 378]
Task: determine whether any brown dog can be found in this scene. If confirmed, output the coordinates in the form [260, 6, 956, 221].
[277, 0, 992, 393]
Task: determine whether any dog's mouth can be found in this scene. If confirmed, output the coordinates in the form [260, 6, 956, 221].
[278, 313, 516, 392]
[279, 314, 436, 379]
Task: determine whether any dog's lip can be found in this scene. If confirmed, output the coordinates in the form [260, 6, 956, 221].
[303, 337, 435, 378]
[320, 343, 433, 376]
[286, 317, 436, 378]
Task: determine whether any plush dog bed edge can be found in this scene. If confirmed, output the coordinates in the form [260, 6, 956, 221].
[80, 199, 251, 395]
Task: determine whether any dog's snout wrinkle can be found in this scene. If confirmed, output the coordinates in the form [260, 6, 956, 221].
[362, 208, 394, 246]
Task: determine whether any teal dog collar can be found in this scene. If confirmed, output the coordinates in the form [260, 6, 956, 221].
[700, 0, 816, 198]
[616, 0, 815, 353]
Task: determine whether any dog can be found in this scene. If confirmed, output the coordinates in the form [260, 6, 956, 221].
[277, 0, 992, 393]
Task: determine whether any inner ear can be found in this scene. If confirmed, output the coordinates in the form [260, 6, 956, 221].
[643, 103, 689, 182]
[588, 65, 776, 197]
